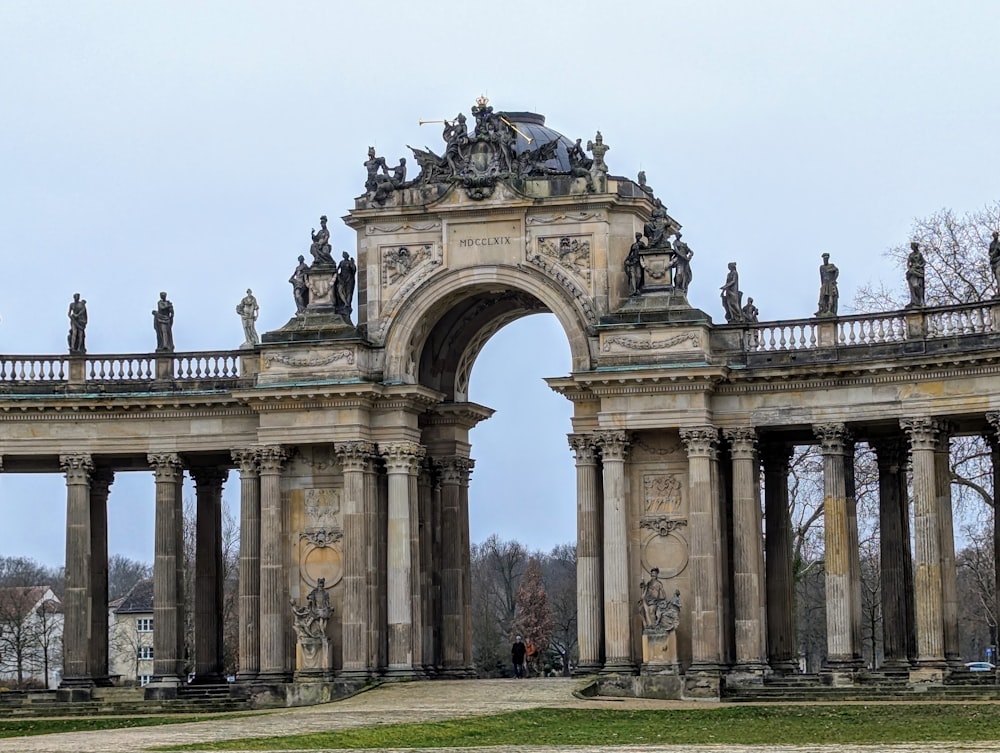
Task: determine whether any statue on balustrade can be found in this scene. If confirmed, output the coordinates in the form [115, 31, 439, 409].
[720, 262, 744, 323]
[815, 252, 839, 317]
[989, 230, 1000, 298]
[289, 255, 310, 315]
[236, 288, 259, 347]
[152, 292, 174, 353]
[67, 293, 88, 355]
[672, 233, 694, 294]
[906, 242, 926, 308]
[742, 296, 759, 323]
[625, 233, 646, 296]
[335, 251, 357, 317]
[309, 216, 334, 266]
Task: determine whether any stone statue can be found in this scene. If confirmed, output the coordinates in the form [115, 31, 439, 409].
[388, 158, 407, 187]
[741, 296, 759, 323]
[643, 203, 671, 250]
[67, 293, 88, 355]
[625, 233, 646, 296]
[671, 233, 694, 293]
[567, 137, 595, 192]
[236, 288, 259, 347]
[309, 216, 334, 265]
[587, 131, 609, 179]
[152, 292, 175, 353]
[720, 263, 743, 323]
[815, 252, 839, 317]
[336, 251, 357, 316]
[307, 577, 332, 613]
[906, 242, 926, 308]
[442, 113, 469, 173]
[363, 146, 388, 192]
[639, 568, 681, 633]
[637, 170, 654, 197]
[289, 255, 310, 314]
[989, 231, 1000, 297]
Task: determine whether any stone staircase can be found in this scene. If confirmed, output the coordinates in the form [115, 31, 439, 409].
[0, 684, 251, 717]
[722, 670, 1000, 702]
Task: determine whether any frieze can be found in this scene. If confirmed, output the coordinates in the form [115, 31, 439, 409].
[602, 333, 701, 352]
[537, 236, 592, 284]
[366, 221, 441, 235]
[631, 436, 681, 459]
[263, 350, 354, 369]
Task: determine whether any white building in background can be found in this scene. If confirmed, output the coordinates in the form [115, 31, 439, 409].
[108, 578, 154, 686]
[0, 586, 63, 689]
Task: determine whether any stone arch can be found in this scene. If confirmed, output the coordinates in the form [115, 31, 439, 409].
[383, 265, 594, 399]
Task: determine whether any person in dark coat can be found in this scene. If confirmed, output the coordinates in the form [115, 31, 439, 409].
[511, 635, 527, 678]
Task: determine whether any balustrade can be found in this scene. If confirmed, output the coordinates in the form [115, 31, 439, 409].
[0, 351, 244, 386]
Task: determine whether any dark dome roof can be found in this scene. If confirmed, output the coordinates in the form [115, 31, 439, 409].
[500, 112, 576, 172]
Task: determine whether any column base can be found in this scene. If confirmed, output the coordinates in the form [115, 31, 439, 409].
[600, 658, 638, 675]
[767, 658, 801, 675]
[909, 664, 946, 684]
[294, 669, 335, 682]
[437, 665, 468, 678]
[255, 671, 292, 683]
[337, 668, 373, 681]
[383, 665, 421, 679]
[236, 670, 260, 683]
[820, 662, 861, 686]
[726, 663, 768, 687]
[58, 676, 95, 689]
[574, 661, 602, 676]
[684, 664, 722, 698]
[189, 672, 225, 685]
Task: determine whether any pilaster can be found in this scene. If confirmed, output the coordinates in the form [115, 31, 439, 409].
[595, 430, 635, 674]
[569, 433, 602, 674]
[232, 449, 261, 681]
[59, 453, 95, 687]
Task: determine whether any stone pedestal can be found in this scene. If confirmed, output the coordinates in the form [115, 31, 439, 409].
[295, 637, 333, 681]
[264, 264, 354, 343]
[641, 630, 678, 673]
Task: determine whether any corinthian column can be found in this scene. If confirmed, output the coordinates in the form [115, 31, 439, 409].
[871, 437, 913, 668]
[569, 433, 602, 673]
[681, 426, 723, 671]
[934, 426, 961, 668]
[382, 442, 426, 677]
[900, 417, 945, 668]
[60, 453, 94, 687]
[231, 449, 260, 681]
[725, 427, 766, 672]
[761, 442, 796, 673]
[257, 446, 288, 681]
[190, 466, 227, 683]
[147, 452, 185, 685]
[336, 440, 376, 678]
[439, 455, 473, 676]
[986, 412, 1000, 667]
[813, 423, 861, 670]
[89, 468, 114, 685]
[596, 430, 634, 673]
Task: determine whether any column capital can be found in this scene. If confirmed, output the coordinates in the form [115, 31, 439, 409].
[439, 455, 474, 485]
[60, 453, 94, 483]
[231, 448, 260, 475]
[813, 423, 852, 455]
[380, 441, 426, 473]
[148, 452, 183, 481]
[257, 446, 288, 474]
[190, 465, 228, 490]
[723, 427, 757, 459]
[900, 417, 943, 452]
[987, 411, 1000, 436]
[680, 426, 719, 458]
[91, 467, 115, 493]
[759, 441, 794, 473]
[870, 436, 907, 471]
[335, 440, 377, 471]
[595, 430, 630, 460]
[567, 433, 598, 464]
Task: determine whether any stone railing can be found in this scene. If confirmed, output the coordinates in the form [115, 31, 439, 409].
[0, 350, 249, 392]
[718, 300, 1000, 358]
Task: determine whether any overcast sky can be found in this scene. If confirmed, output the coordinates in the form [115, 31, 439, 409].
[1, 1, 999, 567]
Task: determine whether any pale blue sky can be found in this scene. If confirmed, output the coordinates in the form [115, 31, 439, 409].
[1, 1, 998, 565]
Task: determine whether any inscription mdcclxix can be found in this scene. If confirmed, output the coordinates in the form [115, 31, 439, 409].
[459, 236, 513, 248]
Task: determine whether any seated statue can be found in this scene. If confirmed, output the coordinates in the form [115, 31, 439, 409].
[310, 216, 334, 265]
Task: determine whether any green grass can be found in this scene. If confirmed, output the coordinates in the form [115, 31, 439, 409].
[160, 703, 1000, 750]
[0, 715, 225, 739]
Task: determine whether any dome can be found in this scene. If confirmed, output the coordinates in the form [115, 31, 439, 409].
[499, 111, 577, 173]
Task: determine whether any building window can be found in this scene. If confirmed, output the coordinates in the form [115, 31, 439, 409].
[138, 646, 154, 660]
[139, 674, 152, 686]
[136, 618, 153, 633]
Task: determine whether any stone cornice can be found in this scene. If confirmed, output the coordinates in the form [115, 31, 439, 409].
[0, 405, 254, 421]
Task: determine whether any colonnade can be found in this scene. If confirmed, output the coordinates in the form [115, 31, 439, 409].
[569, 414, 1000, 682]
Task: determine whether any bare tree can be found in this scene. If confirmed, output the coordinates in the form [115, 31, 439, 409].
[540, 543, 577, 675]
[108, 555, 152, 602]
[513, 557, 553, 676]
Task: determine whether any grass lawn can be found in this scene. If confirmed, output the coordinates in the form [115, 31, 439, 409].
[159, 703, 1000, 750]
[0, 715, 230, 739]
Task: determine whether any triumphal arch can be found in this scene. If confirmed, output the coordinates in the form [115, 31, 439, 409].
[2, 98, 999, 702]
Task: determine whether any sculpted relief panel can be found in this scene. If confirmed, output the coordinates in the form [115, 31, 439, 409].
[536, 235, 592, 285]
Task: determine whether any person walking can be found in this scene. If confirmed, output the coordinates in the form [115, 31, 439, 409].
[511, 635, 527, 678]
